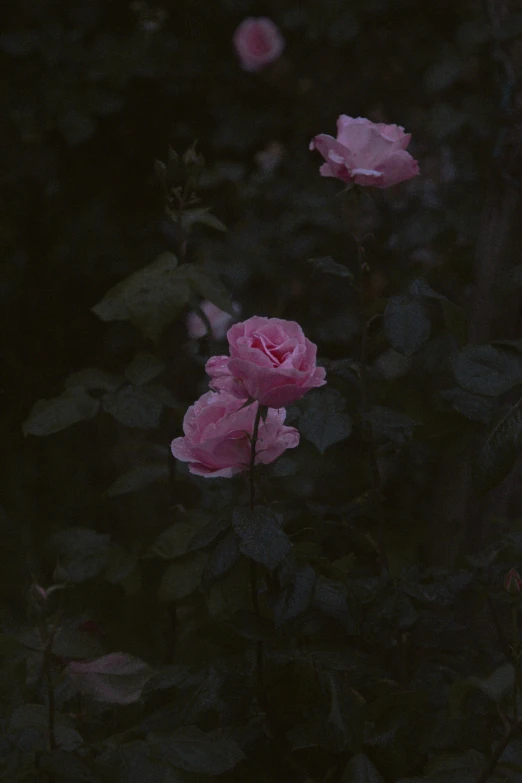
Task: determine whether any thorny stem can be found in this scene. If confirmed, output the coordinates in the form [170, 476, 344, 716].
[354, 234, 389, 576]
[474, 717, 522, 783]
[248, 405, 270, 728]
[44, 628, 57, 751]
[249, 404, 263, 511]
[512, 603, 519, 722]
[176, 182, 190, 264]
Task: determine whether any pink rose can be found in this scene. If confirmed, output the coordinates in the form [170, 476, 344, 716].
[171, 390, 299, 478]
[310, 115, 419, 188]
[186, 300, 240, 340]
[233, 17, 285, 72]
[206, 316, 326, 408]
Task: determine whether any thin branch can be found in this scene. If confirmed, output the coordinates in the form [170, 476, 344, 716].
[474, 717, 522, 783]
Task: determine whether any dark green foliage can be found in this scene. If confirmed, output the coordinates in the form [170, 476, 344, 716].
[233, 507, 290, 570]
[4, 0, 522, 781]
[472, 402, 522, 491]
[296, 387, 353, 453]
[384, 295, 431, 356]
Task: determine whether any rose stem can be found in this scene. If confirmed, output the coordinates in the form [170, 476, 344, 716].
[355, 234, 389, 577]
[44, 629, 57, 751]
[248, 404, 269, 724]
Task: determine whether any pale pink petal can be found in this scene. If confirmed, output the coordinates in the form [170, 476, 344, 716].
[351, 168, 384, 186]
[376, 150, 420, 188]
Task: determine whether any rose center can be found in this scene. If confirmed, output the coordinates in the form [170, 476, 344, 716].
[246, 27, 271, 56]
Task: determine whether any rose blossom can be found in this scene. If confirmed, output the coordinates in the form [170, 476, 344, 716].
[171, 390, 299, 478]
[233, 17, 285, 72]
[205, 316, 326, 408]
[310, 115, 419, 188]
[186, 300, 240, 340]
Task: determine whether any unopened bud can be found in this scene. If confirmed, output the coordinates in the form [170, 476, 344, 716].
[182, 142, 204, 169]
[505, 568, 522, 595]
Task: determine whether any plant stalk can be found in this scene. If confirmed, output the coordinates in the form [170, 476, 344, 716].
[354, 235, 389, 576]
[247, 404, 270, 726]
[512, 602, 519, 722]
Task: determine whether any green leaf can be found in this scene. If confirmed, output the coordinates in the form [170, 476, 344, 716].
[466, 662, 514, 702]
[183, 265, 235, 315]
[326, 674, 366, 752]
[52, 528, 110, 583]
[158, 552, 207, 602]
[39, 750, 99, 783]
[207, 560, 249, 620]
[227, 608, 274, 640]
[148, 522, 201, 560]
[233, 507, 291, 570]
[9, 705, 82, 751]
[453, 345, 522, 397]
[187, 515, 231, 551]
[312, 576, 356, 633]
[409, 279, 446, 300]
[65, 367, 123, 392]
[408, 280, 467, 345]
[23, 388, 99, 436]
[53, 627, 105, 660]
[384, 295, 431, 356]
[341, 754, 385, 783]
[423, 750, 485, 782]
[151, 726, 245, 775]
[109, 741, 186, 783]
[473, 403, 522, 491]
[298, 387, 352, 453]
[440, 387, 496, 423]
[124, 353, 166, 386]
[307, 256, 354, 280]
[274, 564, 316, 626]
[102, 385, 168, 429]
[180, 207, 227, 233]
[202, 530, 241, 585]
[103, 544, 139, 585]
[106, 463, 168, 496]
[65, 652, 151, 704]
[366, 406, 418, 446]
[91, 253, 189, 340]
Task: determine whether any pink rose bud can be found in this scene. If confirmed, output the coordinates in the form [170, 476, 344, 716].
[310, 115, 419, 188]
[171, 391, 299, 478]
[186, 300, 240, 340]
[505, 568, 522, 595]
[233, 17, 285, 72]
[205, 316, 326, 409]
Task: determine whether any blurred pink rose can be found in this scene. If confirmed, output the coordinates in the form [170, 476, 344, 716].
[310, 115, 419, 188]
[233, 17, 285, 72]
[66, 653, 151, 704]
[171, 390, 299, 477]
[206, 316, 326, 408]
[186, 300, 239, 340]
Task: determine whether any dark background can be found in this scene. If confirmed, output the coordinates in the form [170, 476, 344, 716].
[2, 2, 522, 780]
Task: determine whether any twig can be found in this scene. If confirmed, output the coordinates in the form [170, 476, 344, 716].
[44, 628, 57, 751]
[249, 405, 262, 511]
[474, 717, 522, 783]
[247, 405, 271, 729]
[353, 233, 389, 576]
